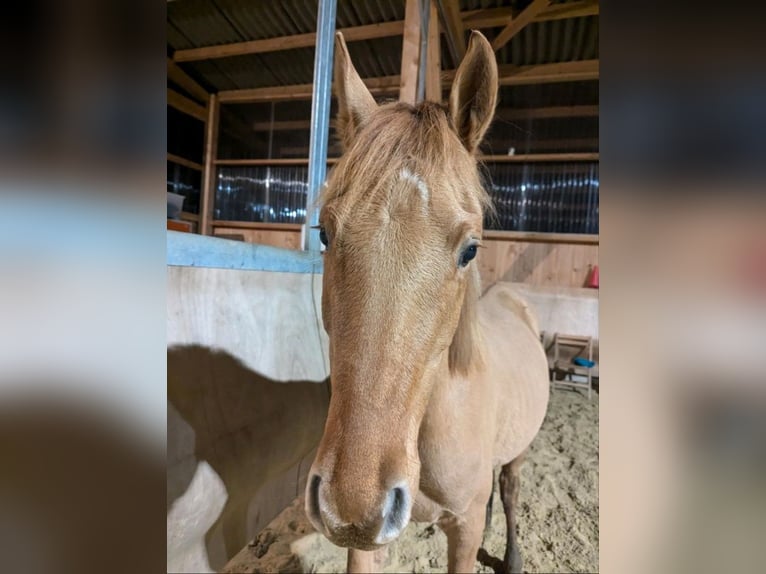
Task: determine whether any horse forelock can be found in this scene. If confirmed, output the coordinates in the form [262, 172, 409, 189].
[320, 101, 490, 218]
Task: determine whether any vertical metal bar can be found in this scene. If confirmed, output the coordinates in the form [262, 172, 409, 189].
[303, 0, 338, 252]
[416, 0, 429, 103]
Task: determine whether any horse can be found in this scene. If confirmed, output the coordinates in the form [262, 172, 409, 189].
[304, 30, 550, 573]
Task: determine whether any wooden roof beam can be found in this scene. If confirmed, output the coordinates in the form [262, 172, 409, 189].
[171, 1, 598, 65]
[496, 104, 599, 121]
[462, 0, 598, 29]
[437, 0, 467, 64]
[173, 21, 404, 62]
[218, 61, 598, 104]
[250, 106, 597, 132]
[252, 119, 338, 132]
[167, 58, 209, 103]
[167, 88, 207, 121]
[491, 0, 551, 52]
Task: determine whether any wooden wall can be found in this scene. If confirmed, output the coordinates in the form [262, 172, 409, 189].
[167, 266, 329, 573]
[212, 222, 303, 250]
[204, 226, 599, 290]
[478, 231, 599, 290]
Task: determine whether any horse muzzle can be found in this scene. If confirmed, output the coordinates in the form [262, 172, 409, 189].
[305, 473, 412, 549]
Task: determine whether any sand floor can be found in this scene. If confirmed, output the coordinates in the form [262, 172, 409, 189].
[224, 388, 598, 573]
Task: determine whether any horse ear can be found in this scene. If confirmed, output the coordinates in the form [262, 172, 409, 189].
[334, 32, 377, 151]
[448, 31, 498, 153]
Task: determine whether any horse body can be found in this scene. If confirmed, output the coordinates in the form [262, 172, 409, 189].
[305, 30, 550, 573]
[414, 283, 549, 522]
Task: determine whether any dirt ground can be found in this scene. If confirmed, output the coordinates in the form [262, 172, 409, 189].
[224, 388, 598, 573]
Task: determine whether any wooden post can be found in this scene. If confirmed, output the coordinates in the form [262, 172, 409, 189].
[200, 94, 220, 236]
[425, 0, 441, 103]
[399, 0, 422, 105]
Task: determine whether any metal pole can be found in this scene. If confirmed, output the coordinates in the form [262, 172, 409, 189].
[416, 0, 430, 104]
[303, 0, 337, 252]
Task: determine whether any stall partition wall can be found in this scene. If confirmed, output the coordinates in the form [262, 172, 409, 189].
[167, 232, 329, 573]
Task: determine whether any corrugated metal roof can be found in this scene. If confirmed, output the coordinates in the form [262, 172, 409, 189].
[168, 1, 598, 89]
[168, 0, 599, 158]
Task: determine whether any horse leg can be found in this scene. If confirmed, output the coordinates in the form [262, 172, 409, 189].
[442, 498, 487, 573]
[347, 547, 387, 574]
[499, 451, 526, 574]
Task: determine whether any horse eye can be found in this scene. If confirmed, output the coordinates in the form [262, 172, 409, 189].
[319, 227, 329, 247]
[459, 245, 478, 267]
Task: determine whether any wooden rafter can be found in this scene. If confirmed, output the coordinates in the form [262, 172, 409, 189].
[495, 60, 598, 86]
[426, 0, 442, 103]
[167, 153, 204, 171]
[486, 138, 599, 151]
[491, 0, 551, 52]
[275, 136, 597, 158]
[437, 0, 467, 64]
[167, 58, 209, 103]
[252, 119, 339, 132]
[400, 0, 422, 105]
[496, 105, 598, 121]
[462, 0, 598, 29]
[173, 21, 403, 62]
[167, 88, 207, 121]
[218, 60, 598, 104]
[171, 1, 598, 64]
[213, 153, 598, 166]
[249, 106, 596, 133]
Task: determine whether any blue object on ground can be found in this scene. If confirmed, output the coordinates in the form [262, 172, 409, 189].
[573, 357, 596, 368]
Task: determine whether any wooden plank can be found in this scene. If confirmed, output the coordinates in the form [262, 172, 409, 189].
[180, 211, 200, 222]
[496, 105, 598, 121]
[219, 60, 598, 104]
[537, 0, 599, 22]
[167, 266, 330, 571]
[462, 0, 598, 29]
[172, 1, 597, 67]
[215, 154, 594, 165]
[167, 153, 204, 171]
[252, 119, 338, 132]
[438, 0, 467, 63]
[213, 227, 303, 250]
[249, 106, 597, 133]
[492, 0, 551, 52]
[496, 60, 599, 85]
[477, 238, 598, 288]
[211, 221, 303, 232]
[481, 153, 599, 162]
[167, 58, 209, 103]
[173, 21, 404, 62]
[168, 88, 207, 122]
[219, 75, 401, 103]
[400, 0, 422, 105]
[167, 219, 193, 233]
[482, 230, 599, 244]
[488, 138, 599, 152]
[215, 158, 340, 166]
[200, 94, 219, 236]
[426, 0, 442, 103]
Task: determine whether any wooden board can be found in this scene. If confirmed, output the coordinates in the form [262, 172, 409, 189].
[167, 267, 329, 571]
[478, 236, 598, 289]
[213, 227, 302, 250]
[167, 219, 193, 233]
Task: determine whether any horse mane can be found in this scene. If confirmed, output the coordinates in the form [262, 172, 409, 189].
[319, 100, 492, 376]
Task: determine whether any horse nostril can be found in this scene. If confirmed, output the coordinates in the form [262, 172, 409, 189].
[376, 485, 411, 544]
[307, 474, 323, 528]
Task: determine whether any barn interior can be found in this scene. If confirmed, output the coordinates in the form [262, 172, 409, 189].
[167, 1, 599, 572]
